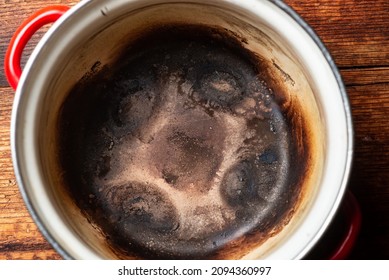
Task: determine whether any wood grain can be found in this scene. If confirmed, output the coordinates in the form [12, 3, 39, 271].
[288, 0, 389, 68]
[0, 0, 78, 260]
[0, 87, 57, 260]
[0, 0, 389, 259]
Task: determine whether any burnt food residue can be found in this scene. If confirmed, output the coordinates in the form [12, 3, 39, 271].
[57, 24, 311, 259]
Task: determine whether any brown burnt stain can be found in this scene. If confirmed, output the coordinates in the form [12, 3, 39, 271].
[57, 24, 313, 259]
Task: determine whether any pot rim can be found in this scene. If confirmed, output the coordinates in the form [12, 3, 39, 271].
[10, 0, 353, 260]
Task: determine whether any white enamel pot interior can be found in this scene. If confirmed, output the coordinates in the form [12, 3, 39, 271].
[11, 0, 352, 259]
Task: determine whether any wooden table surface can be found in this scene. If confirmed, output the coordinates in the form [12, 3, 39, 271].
[0, 0, 388, 260]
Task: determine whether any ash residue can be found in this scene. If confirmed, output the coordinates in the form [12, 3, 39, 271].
[58, 24, 301, 259]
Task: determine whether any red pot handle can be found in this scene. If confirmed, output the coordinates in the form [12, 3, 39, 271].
[329, 190, 362, 260]
[4, 5, 70, 90]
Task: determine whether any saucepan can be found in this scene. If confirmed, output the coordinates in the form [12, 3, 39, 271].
[4, 0, 360, 259]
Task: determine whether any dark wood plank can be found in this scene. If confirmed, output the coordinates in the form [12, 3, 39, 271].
[286, 0, 389, 68]
[348, 81, 389, 259]
[341, 67, 389, 86]
[0, 86, 61, 259]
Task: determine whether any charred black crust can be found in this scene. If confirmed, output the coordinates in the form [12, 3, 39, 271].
[57, 24, 310, 259]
